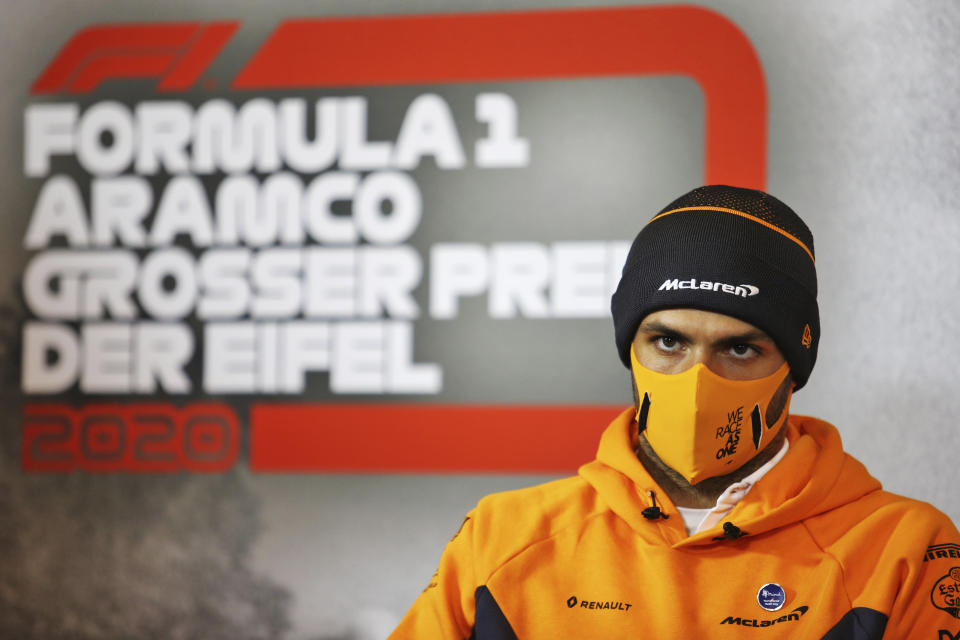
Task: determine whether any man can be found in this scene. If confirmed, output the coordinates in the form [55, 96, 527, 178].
[390, 185, 960, 638]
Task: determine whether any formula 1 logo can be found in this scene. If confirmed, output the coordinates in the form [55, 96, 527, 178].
[932, 567, 960, 619]
[30, 23, 238, 94]
[29, 6, 766, 188]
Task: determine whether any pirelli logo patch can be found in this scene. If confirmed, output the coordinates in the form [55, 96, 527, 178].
[925, 544, 960, 562]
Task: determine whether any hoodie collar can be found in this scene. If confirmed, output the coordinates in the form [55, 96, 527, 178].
[579, 408, 882, 547]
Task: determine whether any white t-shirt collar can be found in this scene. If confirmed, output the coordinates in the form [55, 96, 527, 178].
[675, 439, 790, 536]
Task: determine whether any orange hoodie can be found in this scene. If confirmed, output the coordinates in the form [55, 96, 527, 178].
[390, 410, 960, 639]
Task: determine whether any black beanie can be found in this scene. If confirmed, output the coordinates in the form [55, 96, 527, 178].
[611, 185, 820, 389]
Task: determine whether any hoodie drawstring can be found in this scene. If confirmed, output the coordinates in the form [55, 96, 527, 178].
[641, 491, 669, 520]
[639, 493, 746, 539]
[713, 521, 748, 541]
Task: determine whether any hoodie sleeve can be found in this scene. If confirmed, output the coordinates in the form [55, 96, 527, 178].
[882, 511, 960, 639]
[389, 512, 478, 639]
[806, 492, 960, 639]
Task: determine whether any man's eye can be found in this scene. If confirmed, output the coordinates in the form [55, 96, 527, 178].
[730, 344, 756, 358]
[655, 336, 680, 351]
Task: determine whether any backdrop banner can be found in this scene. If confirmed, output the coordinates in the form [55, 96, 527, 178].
[2, 2, 957, 638]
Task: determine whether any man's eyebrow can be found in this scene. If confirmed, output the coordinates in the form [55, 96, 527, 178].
[637, 321, 691, 341]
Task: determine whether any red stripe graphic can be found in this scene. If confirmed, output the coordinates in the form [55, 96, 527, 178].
[31, 22, 238, 94]
[249, 404, 622, 473]
[233, 6, 766, 188]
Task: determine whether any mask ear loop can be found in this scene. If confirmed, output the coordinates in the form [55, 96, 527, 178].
[635, 392, 651, 434]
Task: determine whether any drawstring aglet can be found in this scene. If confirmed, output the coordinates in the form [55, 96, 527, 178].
[641, 491, 670, 520]
[712, 521, 748, 540]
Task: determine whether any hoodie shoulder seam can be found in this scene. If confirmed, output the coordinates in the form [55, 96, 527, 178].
[799, 519, 856, 610]
[482, 508, 612, 585]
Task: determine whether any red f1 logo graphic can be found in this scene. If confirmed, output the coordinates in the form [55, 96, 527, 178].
[30, 22, 238, 94]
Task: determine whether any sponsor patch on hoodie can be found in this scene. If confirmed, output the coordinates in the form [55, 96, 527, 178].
[565, 596, 632, 612]
[926, 544, 960, 563]
[931, 567, 960, 619]
[757, 583, 786, 611]
[720, 605, 809, 628]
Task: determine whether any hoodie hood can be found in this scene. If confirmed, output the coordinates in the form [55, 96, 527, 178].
[578, 408, 882, 547]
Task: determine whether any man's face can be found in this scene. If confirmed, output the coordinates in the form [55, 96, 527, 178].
[629, 308, 793, 501]
[632, 308, 786, 381]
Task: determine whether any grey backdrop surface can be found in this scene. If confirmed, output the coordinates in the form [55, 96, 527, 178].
[1, 1, 958, 639]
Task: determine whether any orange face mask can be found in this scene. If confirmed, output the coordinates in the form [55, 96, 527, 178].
[630, 348, 792, 485]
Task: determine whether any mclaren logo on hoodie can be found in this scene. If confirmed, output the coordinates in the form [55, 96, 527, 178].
[720, 605, 809, 628]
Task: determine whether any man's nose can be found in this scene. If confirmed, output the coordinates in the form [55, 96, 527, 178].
[689, 349, 726, 377]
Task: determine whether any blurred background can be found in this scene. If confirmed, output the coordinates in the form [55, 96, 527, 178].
[1, 1, 958, 638]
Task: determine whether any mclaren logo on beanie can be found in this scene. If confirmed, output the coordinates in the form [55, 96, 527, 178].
[658, 278, 759, 298]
